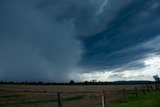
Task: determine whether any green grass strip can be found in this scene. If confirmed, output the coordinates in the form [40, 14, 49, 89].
[107, 89, 160, 107]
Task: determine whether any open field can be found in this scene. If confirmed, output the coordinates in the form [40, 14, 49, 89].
[0, 84, 158, 107]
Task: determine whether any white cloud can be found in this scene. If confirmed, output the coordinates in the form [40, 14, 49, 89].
[77, 54, 160, 81]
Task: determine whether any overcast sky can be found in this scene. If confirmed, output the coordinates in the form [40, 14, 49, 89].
[0, 0, 160, 82]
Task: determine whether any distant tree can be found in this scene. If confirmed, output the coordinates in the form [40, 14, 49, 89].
[153, 75, 160, 83]
[69, 80, 75, 85]
[38, 81, 43, 85]
[0, 80, 3, 84]
[83, 81, 88, 85]
[9, 81, 13, 84]
[91, 80, 97, 83]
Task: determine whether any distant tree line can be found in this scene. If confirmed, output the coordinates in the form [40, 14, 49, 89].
[0, 80, 155, 85]
[0, 81, 68, 85]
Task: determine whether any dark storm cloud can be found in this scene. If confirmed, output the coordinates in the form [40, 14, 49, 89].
[1, 0, 160, 82]
[0, 0, 115, 82]
[80, 0, 160, 71]
[0, 0, 82, 82]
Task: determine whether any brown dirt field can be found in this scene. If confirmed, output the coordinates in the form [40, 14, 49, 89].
[0, 84, 154, 107]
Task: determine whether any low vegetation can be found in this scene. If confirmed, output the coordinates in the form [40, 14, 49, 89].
[108, 89, 160, 107]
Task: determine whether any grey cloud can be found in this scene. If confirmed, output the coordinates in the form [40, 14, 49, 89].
[142, 35, 160, 52]
[37, 0, 121, 37]
[0, 0, 82, 82]
[80, 0, 160, 72]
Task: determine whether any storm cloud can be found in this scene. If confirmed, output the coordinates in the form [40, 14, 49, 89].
[0, 0, 160, 82]
[80, 0, 160, 71]
[0, 0, 82, 82]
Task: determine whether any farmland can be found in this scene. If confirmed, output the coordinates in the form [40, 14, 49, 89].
[0, 84, 158, 107]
